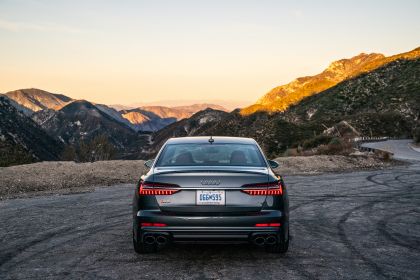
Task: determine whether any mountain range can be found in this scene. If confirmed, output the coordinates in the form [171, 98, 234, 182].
[1, 88, 229, 163]
[4, 88, 228, 132]
[112, 99, 250, 111]
[1, 46, 419, 165]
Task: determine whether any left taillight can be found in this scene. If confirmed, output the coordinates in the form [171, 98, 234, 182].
[138, 181, 180, 195]
[141, 222, 167, 227]
[241, 181, 283, 196]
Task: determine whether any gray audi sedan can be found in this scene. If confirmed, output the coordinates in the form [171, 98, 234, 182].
[132, 136, 289, 253]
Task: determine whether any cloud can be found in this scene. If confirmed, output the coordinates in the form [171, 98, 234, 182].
[0, 18, 83, 33]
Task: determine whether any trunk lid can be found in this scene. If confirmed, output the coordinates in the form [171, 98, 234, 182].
[152, 166, 269, 213]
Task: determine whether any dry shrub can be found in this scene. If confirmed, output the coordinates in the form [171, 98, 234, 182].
[283, 148, 299, 157]
[315, 138, 354, 155]
[374, 150, 392, 161]
[302, 135, 333, 149]
[282, 137, 355, 157]
[300, 149, 317, 156]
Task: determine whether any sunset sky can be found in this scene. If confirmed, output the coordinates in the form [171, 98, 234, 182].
[0, 0, 419, 107]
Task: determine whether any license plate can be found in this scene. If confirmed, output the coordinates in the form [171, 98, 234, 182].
[196, 190, 225, 205]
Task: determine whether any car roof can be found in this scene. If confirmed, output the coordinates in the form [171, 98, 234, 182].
[166, 136, 256, 144]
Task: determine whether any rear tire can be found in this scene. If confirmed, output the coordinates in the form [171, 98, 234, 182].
[133, 231, 157, 254]
[266, 229, 289, 254]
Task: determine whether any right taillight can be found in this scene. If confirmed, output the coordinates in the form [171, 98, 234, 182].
[255, 223, 281, 227]
[138, 181, 180, 195]
[241, 181, 283, 196]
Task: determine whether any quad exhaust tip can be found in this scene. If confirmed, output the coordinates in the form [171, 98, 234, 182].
[144, 235, 156, 245]
[265, 235, 277, 245]
[254, 236, 265, 246]
[156, 235, 168, 245]
[252, 234, 278, 246]
[144, 234, 169, 246]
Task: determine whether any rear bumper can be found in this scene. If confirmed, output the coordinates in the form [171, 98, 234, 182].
[141, 227, 281, 243]
[134, 210, 286, 242]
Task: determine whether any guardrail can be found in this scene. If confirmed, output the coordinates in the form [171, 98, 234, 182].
[358, 145, 392, 154]
[351, 136, 396, 154]
[351, 136, 401, 156]
[352, 136, 389, 143]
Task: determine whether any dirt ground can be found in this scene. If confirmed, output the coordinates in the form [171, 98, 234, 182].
[1, 163, 418, 279]
[0, 155, 398, 199]
[274, 154, 398, 175]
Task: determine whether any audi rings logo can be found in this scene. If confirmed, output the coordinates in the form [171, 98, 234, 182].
[201, 179, 221, 185]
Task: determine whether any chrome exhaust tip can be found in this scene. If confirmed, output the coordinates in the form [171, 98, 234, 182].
[156, 235, 168, 246]
[144, 235, 156, 245]
[265, 235, 277, 245]
[253, 236, 265, 246]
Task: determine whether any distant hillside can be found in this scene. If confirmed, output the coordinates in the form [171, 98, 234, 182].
[121, 110, 175, 132]
[0, 94, 33, 116]
[146, 108, 229, 155]
[0, 96, 64, 166]
[5, 88, 73, 112]
[286, 58, 420, 121]
[32, 100, 140, 157]
[94, 103, 137, 130]
[121, 106, 188, 132]
[172, 103, 228, 114]
[120, 99, 247, 111]
[241, 47, 420, 115]
[121, 104, 228, 132]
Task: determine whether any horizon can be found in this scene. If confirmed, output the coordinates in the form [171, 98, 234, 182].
[1, 0, 420, 105]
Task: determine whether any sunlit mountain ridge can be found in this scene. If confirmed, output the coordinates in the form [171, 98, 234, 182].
[241, 47, 420, 115]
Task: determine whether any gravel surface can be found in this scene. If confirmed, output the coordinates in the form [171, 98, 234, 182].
[274, 154, 397, 175]
[0, 155, 398, 199]
[0, 163, 419, 279]
[0, 160, 146, 199]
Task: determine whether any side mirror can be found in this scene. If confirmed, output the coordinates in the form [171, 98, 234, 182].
[144, 159, 154, 168]
[268, 160, 279, 169]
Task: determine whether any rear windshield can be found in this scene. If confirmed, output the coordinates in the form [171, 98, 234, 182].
[155, 143, 266, 167]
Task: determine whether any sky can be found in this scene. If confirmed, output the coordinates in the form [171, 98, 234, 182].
[0, 0, 419, 107]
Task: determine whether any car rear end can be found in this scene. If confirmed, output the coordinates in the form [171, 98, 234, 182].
[132, 137, 289, 253]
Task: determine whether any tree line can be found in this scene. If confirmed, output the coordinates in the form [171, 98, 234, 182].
[61, 134, 116, 162]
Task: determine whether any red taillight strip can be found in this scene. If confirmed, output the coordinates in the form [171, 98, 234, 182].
[241, 181, 283, 196]
[255, 223, 281, 227]
[141, 222, 167, 227]
[139, 188, 179, 195]
[139, 181, 180, 195]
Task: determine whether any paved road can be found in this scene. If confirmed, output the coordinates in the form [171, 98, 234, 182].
[0, 162, 419, 280]
[361, 139, 420, 161]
